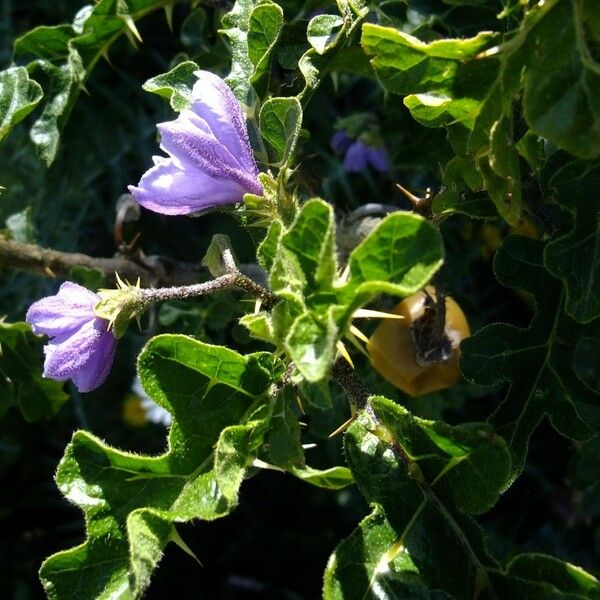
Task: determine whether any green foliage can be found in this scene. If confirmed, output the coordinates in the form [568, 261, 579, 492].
[362, 0, 600, 225]
[246, 199, 443, 381]
[0, 321, 68, 421]
[259, 96, 302, 166]
[544, 160, 600, 324]
[142, 60, 200, 111]
[325, 396, 599, 599]
[1, 0, 600, 597]
[461, 235, 599, 482]
[7, 0, 171, 165]
[222, 0, 283, 107]
[40, 334, 273, 598]
[0, 67, 42, 141]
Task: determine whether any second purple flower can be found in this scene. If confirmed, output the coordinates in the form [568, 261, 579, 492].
[129, 70, 262, 215]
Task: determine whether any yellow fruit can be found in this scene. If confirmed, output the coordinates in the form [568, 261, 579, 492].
[367, 288, 470, 397]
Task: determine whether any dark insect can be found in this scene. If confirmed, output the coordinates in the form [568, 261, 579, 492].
[410, 287, 453, 366]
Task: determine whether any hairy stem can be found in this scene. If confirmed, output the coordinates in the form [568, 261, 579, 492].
[141, 272, 278, 308]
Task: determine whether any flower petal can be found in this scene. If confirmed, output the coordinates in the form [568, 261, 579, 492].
[43, 318, 114, 383]
[26, 282, 99, 336]
[190, 70, 258, 176]
[128, 156, 248, 215]
[343, 141, 369, 172]
[158, 113, 262, 195]
[331, 130, 353, 154]
[70, 329, 117, 392]
[367, 146, 390, 172]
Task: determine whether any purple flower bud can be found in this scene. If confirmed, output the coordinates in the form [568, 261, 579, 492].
[129, 70, 262, 215]
[26, 282, 117, 393]
[343, 140, 370, 172]
[366, 145, 390, 173]
[331, 129, 353, 154]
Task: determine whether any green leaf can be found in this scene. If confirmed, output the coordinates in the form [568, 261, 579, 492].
[40, 335, 272, 599]
[433, 157, 498, 220]
[326, 400, 501, 599]
[267, 386, 303, 468]
[505, 553, 600, 596]
[290, 465, 353, 490]
[297, 1, 368, 103]
[544, 160, 600, 323]
[247, 2, 284, 96]
[285, 310, 337, 382]
[307, 14, 345, 55]
[259, 96, 302, 166]
[0, 321, 68, 421]
[215, 405, 270, 502]
[12, 0, 169, 164]
[239, 312, 275, 343]
[361, 24, 526, 223]
[521, 0, 600, 160]
[361, 24, 496, 121]
[279, 198, 336, 294]
[325, 506, 454, 600]
[329, 397, 599, 598]
[461, 236, 599, 484]
[574, 337, 600, 394]
[257, 219, 283, 272]
[142, 61, 200, 111]
[201, 233, 237, 278]
[369, 396, 511, 515]
[484, 113, 522, 225]
[0, 66, 43, 142]
[338, 211, 444, 309]
[222, 0, 258, 106]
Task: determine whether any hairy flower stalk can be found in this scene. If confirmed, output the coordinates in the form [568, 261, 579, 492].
[129, 70, 262, 215]
[27, 270, 277, 392]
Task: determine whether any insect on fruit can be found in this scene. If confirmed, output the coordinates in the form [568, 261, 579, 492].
[367, 286, 470, 397]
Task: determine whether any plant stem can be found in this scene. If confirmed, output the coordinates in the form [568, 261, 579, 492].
[141, 272, 278, 308]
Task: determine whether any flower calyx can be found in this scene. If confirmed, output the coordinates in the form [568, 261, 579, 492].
[94, 273, 147, 338]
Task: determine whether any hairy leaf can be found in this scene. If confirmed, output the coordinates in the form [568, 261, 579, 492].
[142, 61, 200, 111]
[11, 0, 170, 164]
[40, 335, 272, 599]
[337, 211, 444, 309]
[259, 96, 302, 166]
[0, 67, 43, 142]
[326, 399, 503, 599]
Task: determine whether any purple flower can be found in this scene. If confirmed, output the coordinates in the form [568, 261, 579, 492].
[129, 70, 262, 215]
[331, 130, 353, 154]
[26, 282, 117, 393]
[343, 140, 390, 173]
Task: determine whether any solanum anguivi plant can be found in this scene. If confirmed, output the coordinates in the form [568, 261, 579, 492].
[0, 0, 599, 598]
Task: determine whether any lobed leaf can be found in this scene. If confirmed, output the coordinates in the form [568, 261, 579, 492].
[326, 397, 599, 598]
[40, 335, 273, 599]
[544, 160, 600, 323]
[461, 236, 600, 483]
[326, 399, 502, 599]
